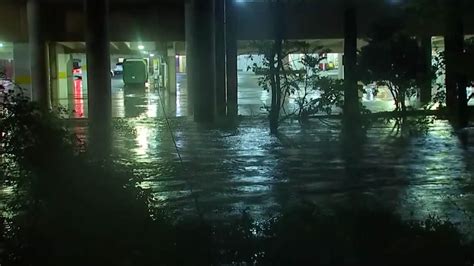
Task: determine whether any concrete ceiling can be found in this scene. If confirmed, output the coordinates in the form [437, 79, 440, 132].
[58, 41, 158, 55]
[1, 0, 474, 43]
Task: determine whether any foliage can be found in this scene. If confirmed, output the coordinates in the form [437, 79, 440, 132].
[430, 48, 447, 109]
[358, 21, 427, 113]
[424, 38, 474, 110]
[258, 205, 472, 266]
[0, 95, 473, 265]
[381, 116, 436, 138]
[295, 77, 345, 119]
[0, 94, 163, 266]
[249, 41, 347, 122]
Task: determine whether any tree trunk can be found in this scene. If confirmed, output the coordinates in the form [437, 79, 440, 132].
[269, 49, 279, 134]
[400, 92, 407, 114]
[269, 1, 284, 135]
[275, 38, 283, 122]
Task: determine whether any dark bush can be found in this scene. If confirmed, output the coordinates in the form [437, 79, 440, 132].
[0, 95, 472, 265]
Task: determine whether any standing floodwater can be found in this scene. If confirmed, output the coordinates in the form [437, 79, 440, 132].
[110, 117, 474, 226]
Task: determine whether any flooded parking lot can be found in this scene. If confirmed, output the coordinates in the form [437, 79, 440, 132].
[109, 116, 474, 230]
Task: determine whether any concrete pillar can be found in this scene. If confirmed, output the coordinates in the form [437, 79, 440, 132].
[27, 0, 50, 109]
[166, 44, 178, 116]
[338, 53, 344, 79]
[420, 36, 432, 104]
[13, 43, 32, 98]
[48, 43, 59, 106]
[50, 44, 74, 109]
[444, 0, 464, 113]
[225, 0, 238, 117]
[215, 0, 227, 117]
[85, 0, 112, 152]
[184, 3, 193, 116]
[167, 43, 177, 96]
[343, 6, 360, 124]
[57, 52, 74, 109]
[178, 56, 187, 73]
[185, 0, 216, 122]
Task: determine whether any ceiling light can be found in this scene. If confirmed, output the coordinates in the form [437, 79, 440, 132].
[150, 53, 155, 57]
[138, 45, 145, 50]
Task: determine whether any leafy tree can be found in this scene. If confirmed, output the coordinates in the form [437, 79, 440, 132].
[431, 48, 447, 109]
[250, 40, 346, 123]
[358, 24, 426, 113]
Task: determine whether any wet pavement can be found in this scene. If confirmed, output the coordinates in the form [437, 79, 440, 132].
[56, 73, 474, 228]
[59, 72, 399, 119]
[109, 115, 474, 230]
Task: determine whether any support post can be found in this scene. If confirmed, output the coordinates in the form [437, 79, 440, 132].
[57, 47, 74, 110]
[85, 0, 112, 154]
[167, 43, 177, 96]
[343, 6, 360, 127]
[444, 0, 464, 114]
[338, 53, 344, 79]
[225, 0, 238, 117]
[420, 36, 432, 105]
[215, 0, 227, 117]
[13, 43, 32, 97]
[27, 0, 50, 109]
[185, 0, 216, 123]
[48, 43, 59, 106]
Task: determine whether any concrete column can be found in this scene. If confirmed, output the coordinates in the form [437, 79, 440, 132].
[444, 0, 464, 113]
[184, 2, 193, 116]
[343, 6, 360, 125]
[27, 0, 50, 109]
[185, 0, 216, 122]
[13, 43, 32, 98]
[85, 0, 112, 152]
[166, 45, 178, 115]
[420, 36, 432, 104]
[57, 52, 74, 109]
[225, 0, 238, 117]
[167, 43, 177, 96]
[338, 53, 344, 79]
[215, 0, 227, 117]
[48, 43, 59, 106]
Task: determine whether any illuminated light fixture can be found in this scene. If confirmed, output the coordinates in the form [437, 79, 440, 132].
[142, 51, 148, 55]
[150, 53, 155, 57]
[138, 45, 145, 50]
[0, 43, 3, 48]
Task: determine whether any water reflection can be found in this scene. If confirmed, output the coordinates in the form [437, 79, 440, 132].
[123, 87, 148, 118]
[109, 118, 474, 225]
[55, 75, 474, 225]
[73, 79, 85, 118]
[57, 73, 405, 119]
